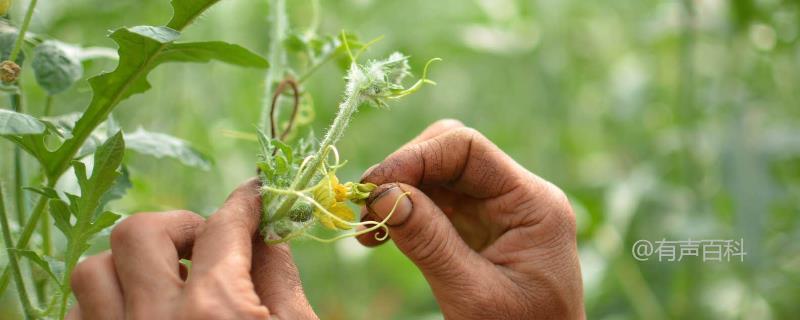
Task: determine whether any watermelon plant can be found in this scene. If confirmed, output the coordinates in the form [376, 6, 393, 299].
[0, 0, 437, 318]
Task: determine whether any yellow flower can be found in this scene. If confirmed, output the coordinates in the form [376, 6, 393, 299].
[312, 173, 356, 230]
[0, 1, 10, 16]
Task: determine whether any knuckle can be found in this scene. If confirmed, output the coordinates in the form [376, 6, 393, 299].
[430, 118, 464, 130]
[110, 213, 158, 246]
[542, 182, 577, 238]
[451, 126, 482, 143]
[170, 209, 204, 223]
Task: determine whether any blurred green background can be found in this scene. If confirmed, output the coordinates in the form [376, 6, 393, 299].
[1, 0, 799, 319]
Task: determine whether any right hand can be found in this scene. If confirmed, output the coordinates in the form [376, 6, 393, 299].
[358, 119, 585, 319]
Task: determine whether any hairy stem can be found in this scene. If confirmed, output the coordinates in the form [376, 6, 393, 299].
[259, 0, 288, 131]
[8, 0, 38, 62]
[267, 92, 360, 223]
[0, 184, 36, 319]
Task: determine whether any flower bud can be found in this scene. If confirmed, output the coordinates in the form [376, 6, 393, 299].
[0, 60, 20, 83]
[289, 200, 313, 222]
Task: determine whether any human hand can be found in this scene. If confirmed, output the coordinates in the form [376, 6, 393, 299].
[358, 120, 584, 319]
[67, 179, 317, 320]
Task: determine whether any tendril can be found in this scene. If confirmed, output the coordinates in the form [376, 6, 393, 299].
[389, 57, 441, 100]
[260, 185, 411, 243]
[269, 77, 301, 142]
[304, 192, 410, 243]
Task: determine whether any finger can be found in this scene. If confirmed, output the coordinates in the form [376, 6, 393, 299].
[363, 127, 530, 199]
[360, 119, 464, 182]
[189, 178, 262, 277]
[252, 242, 317, 319]
[356, 119, 464, 246]
[366, 183, 498, 291]
[71, 252, 124, 320]
[354, 207, 390, 247]
[110, 210, 204, 318]
[403, 118, 464, 148]
[184, 178, 269, 317]
[65, 305, 81, 320]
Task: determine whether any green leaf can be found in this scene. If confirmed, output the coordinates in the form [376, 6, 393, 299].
[167, 0, 220, 30]
[48, 199, 71, 238]
[125, 128, 212, 170]
[87, 211, 121, 237]
[271, 139, 294, 164]
[23, 186, 59, 200]
[11, 250, 63, 287]
[48, 26, 179, 177]
[98, 165, 132, 213]
[49, 22, 266, 178]
[79, 132, 126, 213]
[0, 109, 45, 135]
[157, 41, 269, 68]
[32, 40, 84, 95]
[52, 133, 126, 289]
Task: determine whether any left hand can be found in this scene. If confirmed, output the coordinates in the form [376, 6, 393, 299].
[66, 179, 318, 320]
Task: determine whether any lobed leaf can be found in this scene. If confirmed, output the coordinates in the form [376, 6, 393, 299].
[11, 250, 63, 287]
[50, 23, 267, 178]
[157, 41, 269, 68]
[167, 0, 220, 30]
[0, 109, 45, 135]
[125, 128, 212, 170]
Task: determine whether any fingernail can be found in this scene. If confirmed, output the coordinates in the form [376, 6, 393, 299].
[367, 184, 412, 226]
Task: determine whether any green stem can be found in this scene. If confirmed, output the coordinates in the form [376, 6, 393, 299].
[42, 95, 53, 117]
[11, 93, 26, 225]
[0, 182, 51, 296]
[40, 96, 53, 256]
[268, 92, 360, 222]
[8, 0, 38, 62]
[0, 184, 36, 319]
[259, 0, 288, 131]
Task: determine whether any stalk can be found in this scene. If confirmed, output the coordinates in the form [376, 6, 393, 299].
[0, 184, 36, 319]
[259, 0, 288, 131]
[40, 96, 54, 257]
[10, 93, 26, 225]
[0, 182, 51, 295]
[42, 95, 53, 117]
[268, 92, 360, 222]
[8, 0, 38, 62]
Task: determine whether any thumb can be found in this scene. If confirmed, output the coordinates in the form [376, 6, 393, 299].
[367, 183, 491, 288]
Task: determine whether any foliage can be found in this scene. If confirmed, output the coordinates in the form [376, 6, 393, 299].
[0, 0, 267, 318]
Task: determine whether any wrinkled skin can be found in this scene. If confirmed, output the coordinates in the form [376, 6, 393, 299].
[67, 179, 317, 320]
[357, 119, 584, 319]
[69, 119, 583, 320]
